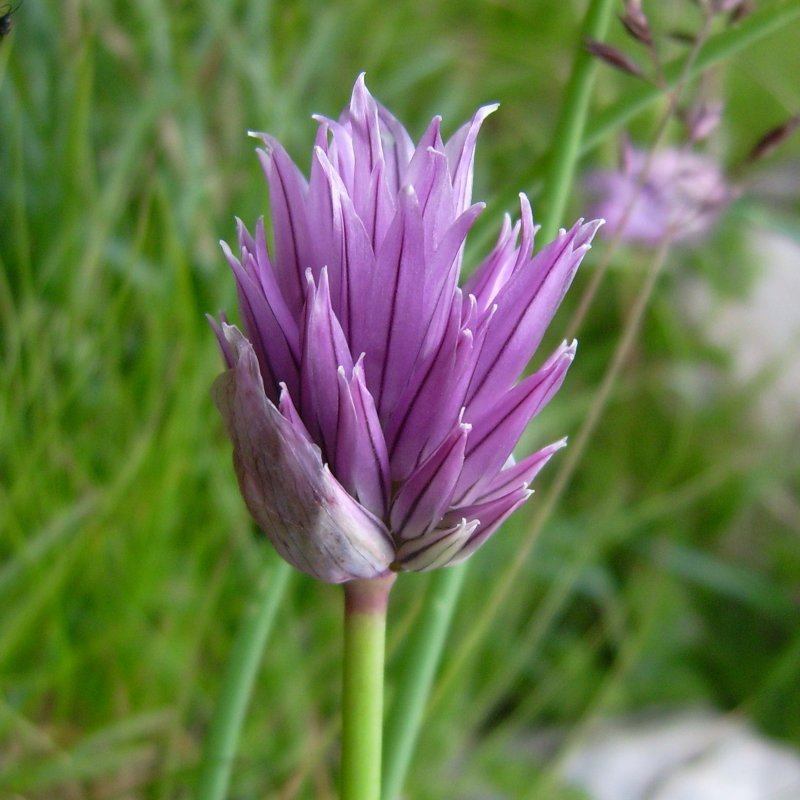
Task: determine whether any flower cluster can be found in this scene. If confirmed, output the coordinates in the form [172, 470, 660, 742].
[587, 141, 732, 246]
[212, 75, 600, 582]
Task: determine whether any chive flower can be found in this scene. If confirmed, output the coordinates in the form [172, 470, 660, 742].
[587, 140, 732, 245]
[211, 75, 600, 583]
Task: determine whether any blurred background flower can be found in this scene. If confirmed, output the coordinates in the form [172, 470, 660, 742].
[586, 140, 734, 245]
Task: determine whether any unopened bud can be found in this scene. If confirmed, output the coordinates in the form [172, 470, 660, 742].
[667, 30, 697, 46]
[684, 100, 724, 142]
[585, 38, 645, 78]
[747, 115, 800, 163]
[728, 0, 753, 23]
[710, 0, 747, 14]
[620, 1, 653, 46]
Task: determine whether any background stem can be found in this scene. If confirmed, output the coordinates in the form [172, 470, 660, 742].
[196, 558, 291, 800]
[381, 566, 467, 800]
[538, 0, 617, 243]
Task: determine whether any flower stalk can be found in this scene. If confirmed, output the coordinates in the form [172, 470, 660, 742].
[342, 575, 395, 800]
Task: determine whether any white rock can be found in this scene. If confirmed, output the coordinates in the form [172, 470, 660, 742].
[680, 228, 800, 427]
[560, 710, 800, 800]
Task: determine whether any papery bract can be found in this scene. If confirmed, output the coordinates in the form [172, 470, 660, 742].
[211, 75, 600, 582]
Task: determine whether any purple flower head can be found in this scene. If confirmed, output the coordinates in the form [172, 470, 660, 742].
[211, 75, 601, 583]
[587, 140, 733, 246]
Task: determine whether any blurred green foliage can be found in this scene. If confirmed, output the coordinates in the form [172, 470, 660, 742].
[1, 1, 799, 797]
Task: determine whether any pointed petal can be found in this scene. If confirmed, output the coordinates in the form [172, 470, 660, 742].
[390, 421, 470, 540]
[430, 203, 486, 284]
[236, 217, 256, 255]
[422, 202, 485, 347]
[385, 297, 473, 480]
[299, 268, 353, 461]
[466, 438, 566, 505]
[312, 114, 356, 194]
[308, 146, 376, 342]
[457, 341, 576, 498]
[334, 358, 391, 518]
[347, 73, 385, 212]
[444, 488, 532, 565]
[467, 219, 600, 411]
[307, 147, 343, 306]
[511, 193, 538, 275]
[412, 116, 445, 159]
[207, 313, 234, 369]
[213, 326, 394, 583]
[445, 103, 499, 214]
[376, 100, 416, 190]
[221, 242, 277, 397]
[221, 240, 301, 400]
[394, 518, 479, 572]
[250, 219, 302, 361]
[277, 382, 314, 442]
[462, 213, 519, 312]
[255, 138, 312, 314]
[407, 146, 454, 251]
[364, 159, 396, 251]
[363, 186, 427, 418]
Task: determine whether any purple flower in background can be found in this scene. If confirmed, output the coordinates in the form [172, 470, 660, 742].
[211, 75, 600, 583]
[587, 141, 733, 246]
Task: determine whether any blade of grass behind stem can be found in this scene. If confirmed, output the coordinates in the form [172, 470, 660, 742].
[158, 556, 230, 800]
[196, 557, 291, 800]
[381, 565, 468, 800]
[537, 0, 617, 244]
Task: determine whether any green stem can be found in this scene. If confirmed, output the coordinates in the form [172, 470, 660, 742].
[582, 0, 800, 153]
[381, 566, 467, 800]
[342, 575, 395, 800]
[196, 557, 291, 800]
[538, 0, 617, 243]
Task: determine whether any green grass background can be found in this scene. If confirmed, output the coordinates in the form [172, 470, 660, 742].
[1, 1, 799, 797]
